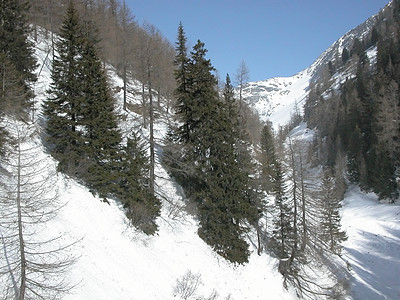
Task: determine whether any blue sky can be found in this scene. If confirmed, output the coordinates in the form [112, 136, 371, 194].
[127, 0, 389, 82]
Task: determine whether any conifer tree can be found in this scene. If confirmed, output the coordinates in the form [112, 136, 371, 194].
[118, 133, 160, 235]
[167, 29, 258, 263]
[77, 20, 123, 197]
[0, 0, 37, 104]
[173, 22, 192, 143]
[319, 168, 347, 255]
[270, 159, 293, 259]
[43, 1, 85, 174]
[44, 2, 160, 234]
[260, 123, 279, 193]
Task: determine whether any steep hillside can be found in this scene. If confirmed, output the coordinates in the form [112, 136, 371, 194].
[239, 71, 310, 129]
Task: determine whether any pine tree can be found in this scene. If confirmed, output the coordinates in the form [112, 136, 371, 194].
[44, 3, 160, 234]
[77, 20, 123, 197]
[319, 168, 347, 255]
[167, 31, 258, 263]
[260, 122, 279, 193]
[173, 22, 193, 143]
[270, 159, 293, 259]
[0, 0, 37, 111]
[118, 133, 161, 235]
[43, 1, 85, 174]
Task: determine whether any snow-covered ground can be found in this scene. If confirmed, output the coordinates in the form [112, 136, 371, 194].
[342, 187, 400, 300]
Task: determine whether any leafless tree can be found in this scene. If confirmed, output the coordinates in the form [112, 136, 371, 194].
[0, 121, 77, 300]
[234, 60, 250, 102]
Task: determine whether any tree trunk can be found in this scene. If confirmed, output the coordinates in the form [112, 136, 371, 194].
[16, 139, 26, 300]
[148, 63, 155, 195]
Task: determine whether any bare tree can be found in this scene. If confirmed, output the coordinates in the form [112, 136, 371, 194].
[0, 121, 77, 300]
[234, 60, 250, 102]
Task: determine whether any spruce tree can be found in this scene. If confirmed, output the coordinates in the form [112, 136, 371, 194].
[43, 1, 85, 174]
[0, 0, 37, 109]
[319, 168, 347, 255]
[77, 21, 123, 197]
[260, 123, 279, 193]
[173, 22, 193, 143]
[270, 158, 293, 259]
[118, 133, 160, 235]
[167, 31, 258, 263]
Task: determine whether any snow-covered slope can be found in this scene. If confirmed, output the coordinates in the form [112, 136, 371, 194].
[238, 70, 310, 129]
[341, 187, 400, 299]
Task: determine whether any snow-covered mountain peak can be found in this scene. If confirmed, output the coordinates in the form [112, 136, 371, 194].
[238, 70, 311, 129]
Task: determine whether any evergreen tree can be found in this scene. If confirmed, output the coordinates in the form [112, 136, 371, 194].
[77, 20, 123, 197]
[260, 122, 279, 193]
[118, 133, 160, 235]
[0, 0, 37, 100]
[166, 29, 258, 263]
[188, 41, 253, 263]
[173, 22, 193, 143]
[270, 159, 293, 259]
[319, 168, 347, 255]
[44, 2, 160, 234]
[43, 1, 85, 174]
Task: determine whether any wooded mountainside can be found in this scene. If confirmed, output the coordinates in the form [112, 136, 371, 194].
[304, 0, 400, 201]
[0, 0, 399, 299]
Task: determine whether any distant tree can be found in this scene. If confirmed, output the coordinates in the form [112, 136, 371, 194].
[259, 122, 278, 193]
[341, 47, 350, 64]
[234, 60, 250, 102]
[318, 168, 347, 255]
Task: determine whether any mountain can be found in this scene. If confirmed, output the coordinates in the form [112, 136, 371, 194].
[238, 4, 383, 129]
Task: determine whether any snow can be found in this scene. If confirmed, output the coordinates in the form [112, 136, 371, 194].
[238, 70, 311, 130]
[341, 187, 400, 300]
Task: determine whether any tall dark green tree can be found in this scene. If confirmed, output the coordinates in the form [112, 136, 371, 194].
[117, 133, 161, 235]
[77, 20, 123, 197]
[260, 122, 279, 193]
[43, 1, 85, 174]
[0, 0, 37, 101]
[173, 22, 192, 143]
[166, 27, 258, 263]
[270, 159, 293, 259]
[44, 2, 160, 234]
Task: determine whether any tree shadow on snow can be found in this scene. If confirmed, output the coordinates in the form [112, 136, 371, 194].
[344, 226, 400, 299]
